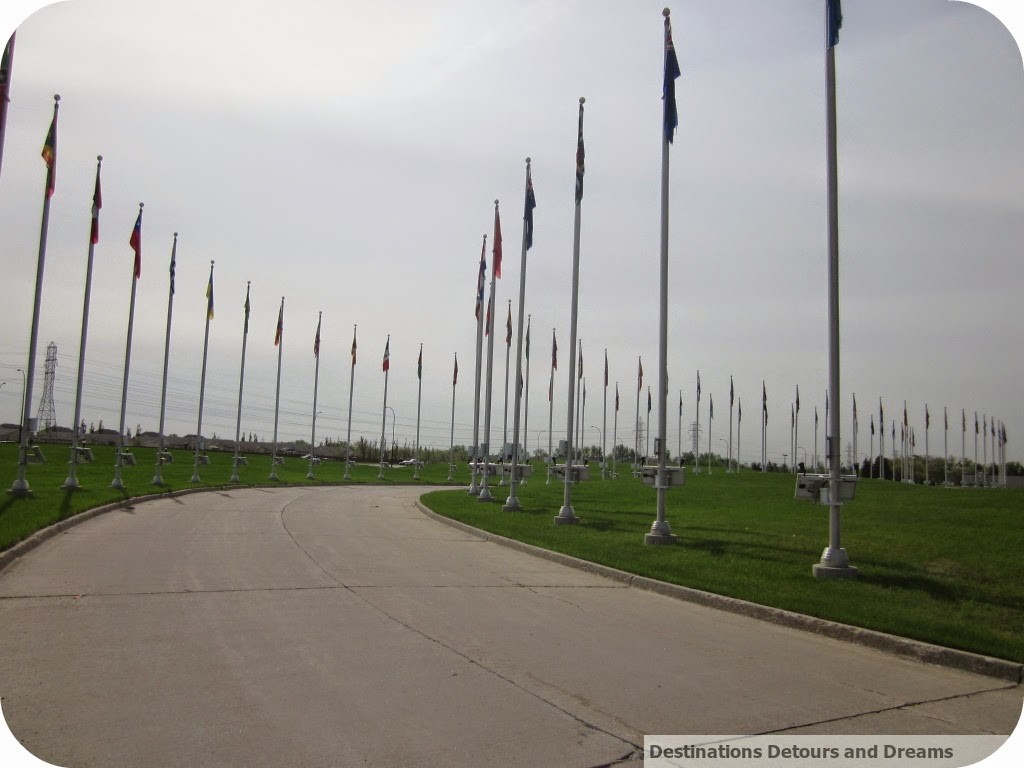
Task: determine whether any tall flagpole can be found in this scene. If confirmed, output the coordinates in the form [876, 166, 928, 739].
[308, 312, 322, 480]
[728, 376, 734, 472]
[270, 297, 285, 480]
[521, 316, 532, 485]
[555, 98, 585, 525]
[152, 231, 176, 486]
[575, 343, 583, 460]
[645, 8, 679, 544]
[11, 94, 59, 495]
[646, 386, 651, 459]
[505, 158, 535, 510]
[191, 261, 214, 483]
[961, 409, 966, 485]
[547, 328, 555, 484]
[379, 335, 391, 479]
[677, 390, 682, 467]
[414, 343, 423, 480]
[469, 237, 486, 494]
[229, 282, 251, 483]
[879, 399, 885, 479]
[852, 394, 858, 475]
[814, 0, 856, 578]
[612, 383, 619, 478]
[943, 406, 949, 486]
[112, 202, 143, 490]
[737, 398, 742, 471]
[601, 349, 608, 479]
[694, 370, 701, 473]
[634, 360, 642, 471]
[974, 412, 979, 485]
[479, 202, 502, 502]
[500, 300, 512, 485]
[761, 381, 767, 472]
[794, 385, 800, 475]
[66, 155, 103, 490]
[448, 353, 458, 481]
[707, 395, 712, 474]
[344, 324, 356, 480]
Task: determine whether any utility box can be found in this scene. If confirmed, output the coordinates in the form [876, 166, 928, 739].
[795, 473, 857, 503]
[819, 475, 858, 504]
[551, 464, 590, 482]
[640, 465, 684, 487]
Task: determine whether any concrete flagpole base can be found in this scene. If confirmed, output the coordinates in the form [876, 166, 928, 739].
[812, 547, 859, 580]
[150, 474, 162, 486]
[553, 506, 578, 525]
[502, 493, 522, 512]
[644, 518, 677, 546]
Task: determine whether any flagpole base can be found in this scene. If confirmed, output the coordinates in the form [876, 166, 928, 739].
[477, 484, 493, 501]
[306, 473, 316, 480]
[64, 476, 81, 490]
[468, 483, 479, 495]
[644, 532, 678, 545]
[150, 474, 163, 486]
[502, 494, 522, 512]
[554, 507, 578, 525]
[110, 478, 124, 490]
[269, 472, 279, 481]
[229, 474, 240, 483]
[813, 547, 859, 580]
[447, 465, 455, 482]
[190, 474, 201, 483]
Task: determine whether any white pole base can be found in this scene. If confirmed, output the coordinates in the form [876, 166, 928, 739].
[110, 478, 124, 490]
[502, 496, 522, 512]
[150, 475, 163, 486]
[813, 547, 858, 580]
[553, 507, 578, 525]
[477, 485, 493, 501]
[64, 476, 81, 490]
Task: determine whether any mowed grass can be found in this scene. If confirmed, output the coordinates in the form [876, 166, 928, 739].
[421, 466, 1024, 663]
[0, 442, 464, 552]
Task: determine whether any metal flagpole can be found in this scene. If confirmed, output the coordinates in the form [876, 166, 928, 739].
[761, 382, 767, 472]
[469, 236, 487, 494]
[794, 386, 800, 474]
[891, 421, 896, 481]
[737, 397, 742, 471]
[191, 261, 214, 483]
[727, 377, 734, 471]
[707, 394, 712, 474]
[500, 300, 512, 485]
[479, 201, 501, 502]
[11, 95, 59, 495]
[814, 407, 819, 472]
[547, 328, 555, 484]
[813, 0, 856, 578]
[694, 370, 701, 473]
[677, 390, 682, 467]
[961, 409, 966, 485]
[852, 394, 857, 476]
[943, 406, 949, 485]
[378, 334, 390, 480]
[112, 203, 143, 490]
[602, 349, 608, 479]
[575, 342, 583, 460]
[613, 383, 619, 478]
[343, 324, 355, 481]
[270, 297, 285, 481]
[448, 353, 458, 481]
[974, 412, 979, 485]
[924, 404, 929, 485]
[230, 282, 251, 483]
[878, 400, 884, 479]
[555, 98, 585, 525]
[646, 386, 651, 460]
[414, 343, 423, 480]
[309, 312, 322, 480]
[869, 417, 874, 480]
[982, 414, 987, 487]
[645, 8, 679, 544]
[66, 156, 103, 490]
[521, 316, 532, 485]
[152, 230, 176, 486]
[635, 360, 642, 471]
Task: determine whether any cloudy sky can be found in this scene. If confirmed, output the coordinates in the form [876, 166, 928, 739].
[0, 0, 1021, 468]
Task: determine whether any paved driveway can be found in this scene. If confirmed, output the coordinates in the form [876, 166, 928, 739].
[0, 486, 1020, 767]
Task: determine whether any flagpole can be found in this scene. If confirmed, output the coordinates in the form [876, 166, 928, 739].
[229, 281, 251, 483]
[547, 328, 555, 485]
[308, 312, 322, 480]
[191, 261, 214, 483]
[613, 383, 619, 478]
[645, 9, 678, 544]
[852, 395, 858, 476]
[694, 371, 700, 474]
[112, 202, 143, 490]
[924, 405, 929, 485]
[479, 202, 501, 503]
[379, 334, 391, 480]
[707, 395, 712, 474]
[982, 414, 987, 487]
[65, 155, 103, 490]
[270, 297, 285, 481]
[677, 390, 682, 467]
[576, 343, 583, 460]
[521, 315, 532, 485]
[343, 324, 356, 480]
[500, 300, 512, 485]
[601, 349, 607, 479]
[761, 382, 767, 472]
[469, 236, 486, 495]
[814, 0, 856, 578]
[634, 363, 642, 472]
[879, 400, 884, 479]
[974, 412, 979, 486]
[152, 230, 176, 486]
[414, 343, 423, 481]
[728, 377, 734, 472]
[646, 386, 651, 460]
[555, 97, 585, 525]
[961, 410, 966, 485]
[737, 398, 742, 471]
[794, 386, 799, 475]
[448, 353, 457, 481]
[11, 94, 59, 495]
[943, 407, 949, 486]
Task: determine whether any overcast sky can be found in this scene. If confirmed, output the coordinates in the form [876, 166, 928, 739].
[1, 0, 1022, 468]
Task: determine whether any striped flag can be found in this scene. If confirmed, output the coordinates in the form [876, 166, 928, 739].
[382, 337, 390, 372]
[551, 329, 557, 370]
[505, 304, 512, 347]
[169, 239, 176, 296]
[42, 107, 57, 198]
[129, 210, 142, 278]
[90, 161, 102, 244]
[474, 240, 486, 320]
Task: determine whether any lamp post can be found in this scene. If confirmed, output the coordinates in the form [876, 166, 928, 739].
[798, 445, 808, 470]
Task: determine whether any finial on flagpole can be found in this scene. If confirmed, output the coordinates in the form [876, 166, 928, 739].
[494, 199, 499, 207]
[97, 155, 102, 163]
[246, 280, 251, 287]
[211, 260, 215, 266]
[525, 157, 531, 165]
[173, 231, 178, 238]
[663, 7, 670, 17]
[579, 97, 585, 105]
[53, 94, 60, 103]
[138, 202, 144, 211]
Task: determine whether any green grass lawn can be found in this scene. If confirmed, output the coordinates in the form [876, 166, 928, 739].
[0, 441, 464, 552]
[421, 465, 1024, 663]
[3, 442, 1022, 664]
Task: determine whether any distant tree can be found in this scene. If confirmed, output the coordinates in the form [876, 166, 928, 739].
[97, 419, 103, 432]
[89, 422, 95, 433]
[1007, 461, 1023, 477]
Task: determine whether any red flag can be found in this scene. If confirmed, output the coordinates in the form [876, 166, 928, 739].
[129, 209, 142, 278]
[274, 302, 283, 346]
[505, 304, 512, 347]
[382, 337, 390, 372]
[41, 106, 57, 198]
[493, 204, 503, 278]
[351, 327, 357, 365]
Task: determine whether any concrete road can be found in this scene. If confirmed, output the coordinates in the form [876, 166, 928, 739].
[0, 486, 1020, 767]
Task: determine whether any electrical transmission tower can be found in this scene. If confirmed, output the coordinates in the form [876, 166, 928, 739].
[38, 341, 57, 430]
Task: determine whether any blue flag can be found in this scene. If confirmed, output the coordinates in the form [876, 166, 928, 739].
[663, 13, 681, 142]
[827, 0, 843, 48]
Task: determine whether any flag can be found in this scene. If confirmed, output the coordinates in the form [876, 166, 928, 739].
[474, 241, 487, 320]
[548, 370, 554, 402]
[525, 323, 531, 358]
[417, 346, 422, 379]
[762, 381, 768, 424]
[169, 241, 176, 296]
[815, 406, 818, 427]
[578, 344, 583, 380]
[274, 303, 283, 346]
[975, 411, 979, 435]
[795, 385, 800, 413]
[575, 100, 585, 204]
[382, 337, 390, 371]
[42, 108, 57, 198]
[350, 327, 357, 364]
[926, 405, 930, 429]
[679, 392, 682, 417]
[551, 329, 557, 370]
[524, 164, 536, 250]
[647, 387, 652, 414]
[853, 394, 857, 422]
[944, 406, 948, 431]
[129, 210, 142, 278]
[493, 204, 503, 278]
[243, 284, 250, 334]
[827, 0, 843, 48]
[903, 402, 908, 427]
[206, 271, 215, 319]
[962, 409, 966, 433]
[505, 305, 512, 347]
[453, 354, 458, 386]
[879, 398, 884, 427]
[738, 398, 742, 422]
[663, 11, 681, 143]
[730, 376, 734, 407]
[870, 416, 875, 436]
[638, 359, 644, 392]
[90, 162, 102, 244]
[313, 316, 321, 358]
[615, 383, 620, 412]
[709, 394, 713, 420]
[604, 350, 608, 387]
